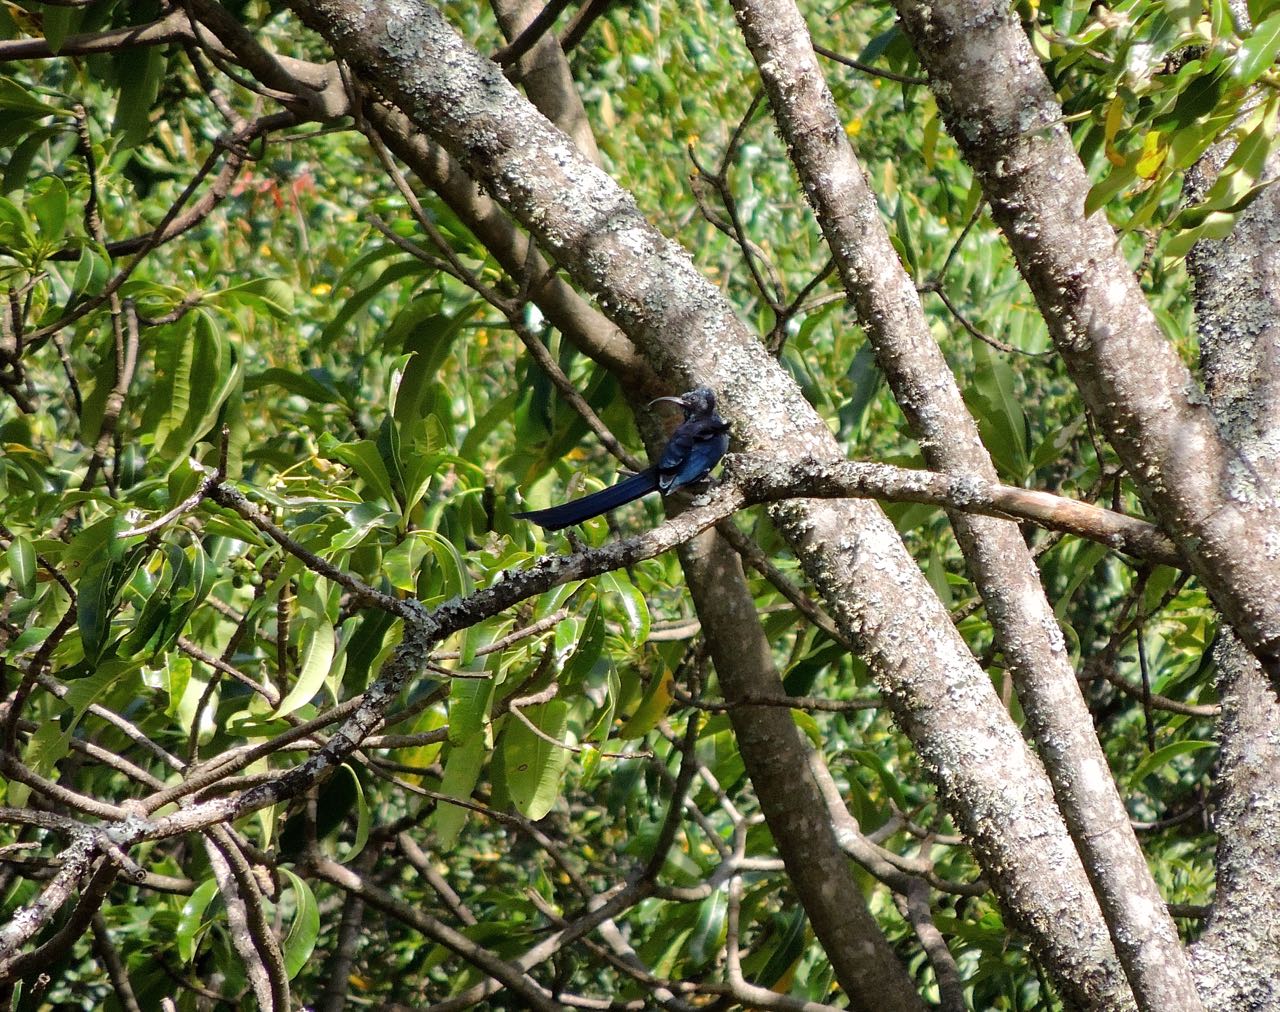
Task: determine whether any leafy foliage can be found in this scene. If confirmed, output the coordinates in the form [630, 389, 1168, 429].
[0, 0, 1252, 1007]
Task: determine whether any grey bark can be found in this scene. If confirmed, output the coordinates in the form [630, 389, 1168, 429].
[203, 831, 285, 1012]
[489, 0, 599, 165]
[678, 529, 926, 1012]
[1184, 137, 1280, 1009]
[727, 1, 1199, 1009]
[275, 1, 1140, 1005]
[487, 5, 921, 1003]
[893, 0, 1280, 686]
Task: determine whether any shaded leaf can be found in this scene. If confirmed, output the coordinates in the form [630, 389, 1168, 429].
[279, 869, 321, 980]
[503, 700, 570, 820]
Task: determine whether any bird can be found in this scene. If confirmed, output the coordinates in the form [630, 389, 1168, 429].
[512, 386, 731, 531]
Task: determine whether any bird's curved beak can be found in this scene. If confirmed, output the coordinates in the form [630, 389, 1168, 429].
[647, 395, 687, 409]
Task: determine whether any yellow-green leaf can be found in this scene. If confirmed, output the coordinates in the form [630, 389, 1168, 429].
[274, 622, 335, 717]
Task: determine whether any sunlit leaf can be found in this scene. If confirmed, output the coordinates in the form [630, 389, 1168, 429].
[175, 879, 220, 963]
[6, 535, 36, 599]
[274, 621, 335, 717]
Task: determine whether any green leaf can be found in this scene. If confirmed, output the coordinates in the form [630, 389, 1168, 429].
[175, 879, 220, 963]
[3, 126, 61, 195]
[279, 869, 321, 980]
[925, 548, 953, 606]
[1165, 210, 1243, 257]
[0, 77, 66, 117]
[561, 598, 605, 688]
[839, 341, 884, 439]
[966, 341, 1028, 479]
[68, 244, 107, 304]
[687, 888, 728, 967]
[77, 555, 125, 661]
[1235, 12, 1280, 88]
[27, 659, 138, 790]
[849, 747, 909, 810]
[42, 6, 80, 53]
[320, 258, 425, 347]
[216, 277, 296, 319]
[746, 908, 807, 988]
[0, 194, 33, 251]
[337, 764, 371, 862]
[164, 654, 193, 719]
[328, 502, 398, 551]
[245, 367, 342, 404]
[584, 661, 621, 744]
[617, 668, 675, 740]
[398, 452, 449, 520]
[6, 535, 36, 599]
[113, 47, 165, 148]
[503, 700, 570, 820]
[1174, 102, 1278, 231]
[892, 194, 919, 278]
[376, 413, 406, 509]
[151, 321, 194, 452]
[447, 676, 495, 746]
[1085, 157, 1138, 216]
[1250, 0, 1280, 23]
[1129, 740, 1216, 787]
[155, 311, 239, 466]
[121, 578, 175, 658]
[382, 535, 428, 592]
[393, 304, 484, 423]
[274, 621, 335, 716]
[431, 736, 486, 847]
[28, 175, 68, 243]
[122, 540, 213, 659]
[1161, 0, 1200, 32]
[415, 529, 474, 601]
[318, 434, 397, 507]
[601, 571, 651, 644]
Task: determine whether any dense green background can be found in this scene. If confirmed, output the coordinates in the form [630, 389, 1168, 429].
[3, 0, 1274, 1005]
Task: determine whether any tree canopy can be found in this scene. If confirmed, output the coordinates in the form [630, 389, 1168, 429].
[1, 0, 1279, 1009]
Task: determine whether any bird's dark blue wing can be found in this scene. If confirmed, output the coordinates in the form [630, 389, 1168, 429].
[657, 417, 730, 494]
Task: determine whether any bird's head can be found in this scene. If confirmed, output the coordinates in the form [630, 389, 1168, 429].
[648, 386, 716, 417]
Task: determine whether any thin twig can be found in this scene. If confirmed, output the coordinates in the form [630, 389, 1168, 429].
[920, 280, 1054, 357]
[811, 41, 928, 86]
[494, 0, 575, 67]
[672, 685, 878, 714]
[509, 692, 650, 760]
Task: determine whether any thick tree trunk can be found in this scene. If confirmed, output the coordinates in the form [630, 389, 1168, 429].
[486, 5, 922, 1002]
[679, 530, 926, 1012]
[893, 0, 1280, 687]
[1184, 139, 1280, 1010]
[728, 1, 1197, 1007]
[278, 1, 1138, 1004]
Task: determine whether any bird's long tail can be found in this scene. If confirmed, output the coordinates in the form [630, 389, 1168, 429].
[513, 469, 659, 530]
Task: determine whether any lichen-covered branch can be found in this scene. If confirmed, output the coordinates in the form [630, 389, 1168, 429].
[268, 2, 1152, 1004]
[893, 0, 1280, 688]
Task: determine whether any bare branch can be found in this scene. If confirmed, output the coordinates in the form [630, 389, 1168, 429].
[493, 0, 574, 67]
[0, 11, 192, 60]
[309, 857, 563, 1010]
[725, 455, 1180, 567]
